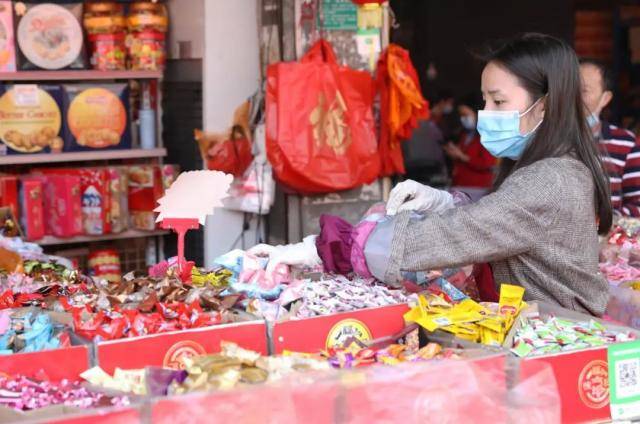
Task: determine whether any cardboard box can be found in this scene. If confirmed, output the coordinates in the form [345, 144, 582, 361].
[96, 321, 268, 374]
[43, 174, 83, 238]
[128, 165, 163, 230]
[505, 302, 640, 424]
[18, 177, 44, 240]
[271, 303, 410, 354]
[0, 309, 91, 381]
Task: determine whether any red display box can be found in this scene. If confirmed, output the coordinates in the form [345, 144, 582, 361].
[272, 304, 410, 354]
[151, 377, 338, 424]
[506, 303, 640, 424]
[96, 321, 268, 374]
[47, 407, 140, 424]
[0, 345, 90, 381]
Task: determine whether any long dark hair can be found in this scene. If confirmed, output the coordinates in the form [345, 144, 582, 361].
[485, 33, 612, 234]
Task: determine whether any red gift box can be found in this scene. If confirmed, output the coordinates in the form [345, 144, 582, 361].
[43, 175, 83, 238]
[107, 167, 129, 234]
[0, 175, 18, 218]
[128, 165, 163, 230]
[19, 177, 45, 241]
[34, 168, 111, 236]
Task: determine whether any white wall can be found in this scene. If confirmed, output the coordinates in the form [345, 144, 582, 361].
[166, 0, 205, 59]
[203, 0, 262, 266]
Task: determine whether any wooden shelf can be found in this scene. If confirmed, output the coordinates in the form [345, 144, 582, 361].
[0, 70, 163, 82]
[38, 229, 169, 246]
[0, 148, 166, 165]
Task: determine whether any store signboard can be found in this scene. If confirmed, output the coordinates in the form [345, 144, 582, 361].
[272, 303, 409, 354]
[608, 340, 640, 421]
[96, 321, 268, 374]
[321, 0, 357, 31]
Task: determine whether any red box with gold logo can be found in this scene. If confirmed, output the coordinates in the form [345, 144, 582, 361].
[0, 175, 18, 218]
[128, 165, 163, 230]
[504, 303, 640, 424]
[271, 304, 409, 354]
[95, 321, 267, 374]
[19, 177, 44, 241]
[42, 174, 83, 238]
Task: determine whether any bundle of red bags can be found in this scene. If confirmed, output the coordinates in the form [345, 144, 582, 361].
[266, 40, 428, 193]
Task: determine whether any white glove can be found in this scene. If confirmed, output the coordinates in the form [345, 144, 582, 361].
[386, 180, 454, 216]
[248, 235, 322, 272]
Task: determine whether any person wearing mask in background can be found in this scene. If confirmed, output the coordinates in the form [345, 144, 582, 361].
[580, 58, 640, 216]
[429, 89, 457, 142]
[444, 94, 498, 201]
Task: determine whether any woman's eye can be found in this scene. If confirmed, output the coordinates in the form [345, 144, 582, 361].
[494, 100, 505, 106]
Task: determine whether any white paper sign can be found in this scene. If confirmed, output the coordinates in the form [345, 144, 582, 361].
[154, 170, 233, 225]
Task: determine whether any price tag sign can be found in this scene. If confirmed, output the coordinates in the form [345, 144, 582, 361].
[608, 340, 640, 420]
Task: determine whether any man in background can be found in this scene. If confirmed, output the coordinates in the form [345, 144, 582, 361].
[580, 58, 640, 216]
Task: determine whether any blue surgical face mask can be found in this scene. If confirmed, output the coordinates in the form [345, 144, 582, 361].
[586, 112, 599, 128]
[460, 115, 476, 131]
[477, 97, 544, 160]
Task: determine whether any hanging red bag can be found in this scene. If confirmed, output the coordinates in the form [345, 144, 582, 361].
[204, 125, 253, 177]
[266, 39, 380, 194]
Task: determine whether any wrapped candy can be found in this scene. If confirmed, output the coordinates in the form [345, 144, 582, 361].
[294, 275, 409, 318]
[168, 341, 329, 394]
[511, 315, 635, 357]
[0, 375, 129, 411]
[0, 310, 70, 354]
[404, 284, 526, 346]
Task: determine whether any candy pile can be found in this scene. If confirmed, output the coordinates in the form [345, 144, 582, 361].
[0, 375, 130, 411]
[0, 310, 70, 355]
[315, 340, 461, 369]
[295, 276, 409, 318]
[511, 315, 635, 357]
[404, 284, 526, 346]
[168, 342, 330, 394]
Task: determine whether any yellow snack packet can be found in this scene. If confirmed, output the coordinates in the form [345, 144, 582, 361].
[498, 284, 524, 317]
[480, 326, 504, 346]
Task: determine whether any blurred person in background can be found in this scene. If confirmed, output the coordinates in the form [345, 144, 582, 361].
[444, 94, 498, 201]
[580, 58, 640, 216]
[401, 115, 449, 188]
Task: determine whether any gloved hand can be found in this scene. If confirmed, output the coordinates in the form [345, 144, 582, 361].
[386, 180, 454, 216]
[248, 235, 322, 272]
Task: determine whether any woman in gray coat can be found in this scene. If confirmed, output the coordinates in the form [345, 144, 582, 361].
[383, 33, 613, 315]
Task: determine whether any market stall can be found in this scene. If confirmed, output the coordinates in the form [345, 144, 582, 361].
[1, 1, 640, 423]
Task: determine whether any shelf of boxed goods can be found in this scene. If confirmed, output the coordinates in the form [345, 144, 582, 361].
[37, 229, 170, 246]
[0, 70, 163, 82]
[0, 148, 167, 165]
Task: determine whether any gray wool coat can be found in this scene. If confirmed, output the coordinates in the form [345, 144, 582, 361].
[382, 157, 609, 316]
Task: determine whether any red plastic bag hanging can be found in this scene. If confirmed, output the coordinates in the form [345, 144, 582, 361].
[205, 125, 253, 177]
[376, 45, 429, 176]
[266, 39, 380, 194]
